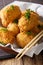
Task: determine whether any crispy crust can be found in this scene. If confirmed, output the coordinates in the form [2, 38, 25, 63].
[0, 27, 15, 44]
[0, 5, 21, 27]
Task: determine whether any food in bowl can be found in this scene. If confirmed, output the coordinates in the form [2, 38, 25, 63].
[7, 20, 20, 36]
[0, 5, 43, 48]
[0, 27, 15, 44]
[18, 9, 39, 32]
[16, 31, 35, 48]
[0, 5, 21, 27]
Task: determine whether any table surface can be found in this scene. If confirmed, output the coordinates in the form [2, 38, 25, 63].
[0, 0, 43, 65]
[0, 52, 43, 65]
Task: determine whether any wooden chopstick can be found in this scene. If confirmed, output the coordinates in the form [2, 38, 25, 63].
[15, 30, 43, 59]
[18, 34, 43, 60]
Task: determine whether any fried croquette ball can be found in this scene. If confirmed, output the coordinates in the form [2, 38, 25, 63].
[38, 21, 43, 26]
[18, 9, 39, 32]
[37, 25, 43, 30]
[31, 26, 40, 34]
[16, 32, 34, 48]
[7, 22, 19, 36]
[0, 27, 15, 44]
[0, 5, 21, 27]
[32, 21, 43, 33]
[38, 21, 43, 30]
[31, 21, 43, 34]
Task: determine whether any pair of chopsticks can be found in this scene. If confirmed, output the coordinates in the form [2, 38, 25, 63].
[15, 30, 43, 60]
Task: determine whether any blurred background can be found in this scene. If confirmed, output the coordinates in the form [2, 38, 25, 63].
[0, 0, 43, 9]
